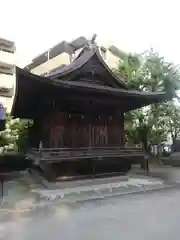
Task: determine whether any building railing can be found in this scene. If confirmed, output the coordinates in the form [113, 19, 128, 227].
[26, 146, 146, 162]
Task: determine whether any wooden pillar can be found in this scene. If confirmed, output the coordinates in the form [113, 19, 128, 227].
[120, 111, 125, 146]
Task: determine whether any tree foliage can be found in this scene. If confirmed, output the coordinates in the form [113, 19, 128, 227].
[116, 49, 180, 152]
[0, 114, 31, 152]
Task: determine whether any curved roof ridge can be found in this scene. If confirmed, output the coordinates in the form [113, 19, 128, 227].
[49, 47, 96, 79]
[94, 47, 128, 89]
[46, 44, 128, 89]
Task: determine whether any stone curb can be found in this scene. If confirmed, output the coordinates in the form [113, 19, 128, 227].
[29, 169, 129, 189]
[30, 168, 180, 202]
[57, 182, 180, 204]
[1, 182, 179, 213]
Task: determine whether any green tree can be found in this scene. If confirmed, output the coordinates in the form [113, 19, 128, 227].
[116, 49, 180, 152]
[0, 113, 31, 152]
[159, 102, 180, 143]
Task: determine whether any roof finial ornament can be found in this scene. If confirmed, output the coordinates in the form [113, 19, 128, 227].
[87, 34, 97, 49]
[75, 34, 98, 59]
[91, 34, 97, 44]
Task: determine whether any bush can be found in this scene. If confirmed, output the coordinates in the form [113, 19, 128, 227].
[0, 153, 32, 172]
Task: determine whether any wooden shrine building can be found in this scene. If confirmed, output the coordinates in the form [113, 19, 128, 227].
[11, 44, 171, 180]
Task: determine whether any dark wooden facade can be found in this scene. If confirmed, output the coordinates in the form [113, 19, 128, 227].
[11, 44, 172, 179]
[32, 111, 124, 149]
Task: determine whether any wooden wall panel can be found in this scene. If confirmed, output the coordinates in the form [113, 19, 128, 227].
[41, 111, 124, 148]
[90, 117, 108, 147]
[107, 113, 124, 146]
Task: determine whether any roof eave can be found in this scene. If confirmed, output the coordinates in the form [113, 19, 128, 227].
[12, 67, 171, 118]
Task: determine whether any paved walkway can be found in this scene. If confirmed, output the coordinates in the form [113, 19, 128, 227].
[1, 167, 180, 239]
[0, 167, 179, 211]
[1, 184, 180, 239]
[131, 165, 180, 182]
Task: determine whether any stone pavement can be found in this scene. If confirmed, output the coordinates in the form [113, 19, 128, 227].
[0, 168, 179, 212]
[1, 184, 180, 239]
[131, 165, 180, 182]
[1, 167, 180, 239]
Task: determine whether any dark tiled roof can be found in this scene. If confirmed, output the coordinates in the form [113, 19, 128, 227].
[11, 66, 170, 119]
[54, 78, 166, 98]
[48, 46, 128, 89]
[48, 48, 95, 79]
[16, 66, 168, 99]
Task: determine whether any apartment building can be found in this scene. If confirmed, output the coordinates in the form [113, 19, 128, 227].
[0, 37, 15, 111]
[24, 35, 128, 76]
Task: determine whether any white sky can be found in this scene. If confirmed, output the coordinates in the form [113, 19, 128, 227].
[1, 0, 180, 67]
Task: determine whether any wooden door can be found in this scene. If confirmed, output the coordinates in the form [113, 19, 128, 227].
[50, 112, 68, 148]
[91, 117, 108, 147]
[69, 115, 89, 148]
[107, 116, 122, 146]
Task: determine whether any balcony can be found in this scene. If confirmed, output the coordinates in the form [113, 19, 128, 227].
[0, 37, 16, 53]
